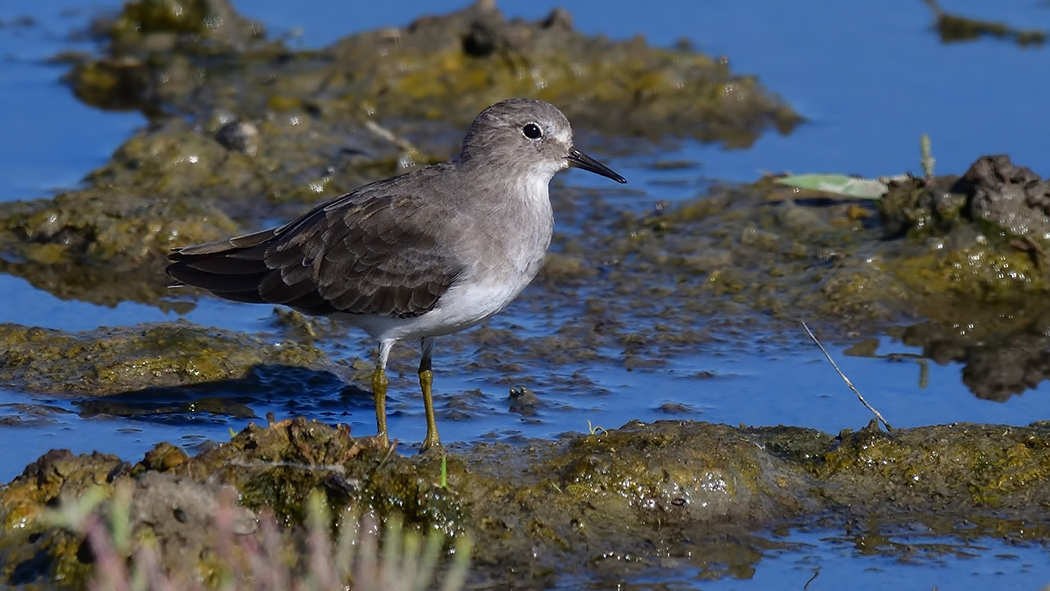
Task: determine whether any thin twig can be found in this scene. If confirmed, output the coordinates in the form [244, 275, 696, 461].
[363, 120, 423, 170]
[363, 120, 413, 150]
[376, 439, 399, 471]
[801, 321, 893, 431]
[803, 566, 821, 591]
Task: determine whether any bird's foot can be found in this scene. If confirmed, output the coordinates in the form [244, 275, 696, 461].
[419, 433, 442, 454]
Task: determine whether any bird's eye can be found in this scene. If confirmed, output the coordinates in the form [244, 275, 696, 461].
[522, 123, 542, 140]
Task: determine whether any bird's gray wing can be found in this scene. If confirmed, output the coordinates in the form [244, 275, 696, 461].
[167, 190, 464, 318]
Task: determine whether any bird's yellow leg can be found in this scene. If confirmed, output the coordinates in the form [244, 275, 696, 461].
[419, 337, 441, 452]
[373, 341, 393, 447]
[372, 366, 389, 446]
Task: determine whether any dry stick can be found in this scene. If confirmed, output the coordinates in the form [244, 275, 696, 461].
[801, 321, 893, 431]
[364, 119, 422, 168]
[803, 566, 821, 591]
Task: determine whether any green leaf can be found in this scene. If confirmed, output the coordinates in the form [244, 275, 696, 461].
[776, 174, 888, 199]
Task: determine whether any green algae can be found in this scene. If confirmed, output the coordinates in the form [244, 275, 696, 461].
[0, 180, 238, 269]
[108, 0, 265, 54]
[812, 421, 1050, 511]
[4, 419, 1050, 588]
[327, 25, 797, 145]
[0, 321, 330, 396]
[889, 246, 1042, 301]
[115, 0, 228, 38]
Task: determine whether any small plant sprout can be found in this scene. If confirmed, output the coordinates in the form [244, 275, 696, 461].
[440, 455, 449, 490]
[920, 134, 935, 181]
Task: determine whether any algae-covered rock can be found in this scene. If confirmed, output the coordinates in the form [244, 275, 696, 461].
[0, 321, 330, 396]
[144, 418, 467, 533]
[4, 419, 1050, 588]
[75, 0, 268, 62]
[321, 2, 800, 144]
[963, 154, 1050, 236]
[68, 1, 799, 143]
[880, 154, 1050, 242]
[802, 420, 1050, 519]
[0, 182, 238, 269]
[602, 166, 1043, 338]
[71, 0, 268, 110]
[108, 0, 265, 51]
[1, 449, 123, 528]
[0, 418, 465, 588]
[0, 451, 258, 587]
[0, 112, 407, 288]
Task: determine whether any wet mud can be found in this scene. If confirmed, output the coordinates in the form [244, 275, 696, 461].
[0, 321, 329, 396]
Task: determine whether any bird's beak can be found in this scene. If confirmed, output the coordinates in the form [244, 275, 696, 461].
[567, 148, 627, 184]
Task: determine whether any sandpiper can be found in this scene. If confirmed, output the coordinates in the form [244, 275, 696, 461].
[167, 98, 626, 451]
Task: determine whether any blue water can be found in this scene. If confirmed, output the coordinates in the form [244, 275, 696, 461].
[0, 0, 143, 201]
[2, 1, 1050, 589]
[554, 527, 1050, 590]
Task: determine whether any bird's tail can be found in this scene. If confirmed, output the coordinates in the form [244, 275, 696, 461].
[166, 228, 277, 304]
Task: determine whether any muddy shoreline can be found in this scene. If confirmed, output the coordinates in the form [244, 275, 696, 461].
[4, 418, 1050, 588]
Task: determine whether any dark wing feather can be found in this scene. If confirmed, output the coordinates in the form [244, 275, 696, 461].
[167, 185, 464, 318]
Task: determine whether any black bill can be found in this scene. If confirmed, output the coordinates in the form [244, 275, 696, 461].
[567, 148, 627, 184]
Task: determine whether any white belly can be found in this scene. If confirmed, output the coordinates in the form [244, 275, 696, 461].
[338, 259, 543, 343]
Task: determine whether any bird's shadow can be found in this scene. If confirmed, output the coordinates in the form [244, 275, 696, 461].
[74, 364, 371, 427]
